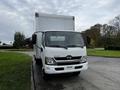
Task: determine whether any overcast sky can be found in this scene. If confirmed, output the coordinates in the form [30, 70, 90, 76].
[0, 0, 120, 43]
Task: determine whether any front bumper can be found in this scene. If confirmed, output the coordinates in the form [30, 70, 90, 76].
[44, 62, 88, 74]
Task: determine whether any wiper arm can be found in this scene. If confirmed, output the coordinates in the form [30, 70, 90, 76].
[67, 45, 77, 47]
[48, 45, 84, 48]
[67, 45, 84, 48]
[49, 45, 67, 48]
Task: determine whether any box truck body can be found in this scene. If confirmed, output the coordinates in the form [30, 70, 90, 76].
[32, 13, 88, 78]
[35, 13, 74, 31]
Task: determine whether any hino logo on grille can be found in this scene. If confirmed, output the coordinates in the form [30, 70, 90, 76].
[66, 55, 72, 60]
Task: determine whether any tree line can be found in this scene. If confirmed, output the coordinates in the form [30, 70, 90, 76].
[13, 32, 32, 49]
[82, 24, 120, 50]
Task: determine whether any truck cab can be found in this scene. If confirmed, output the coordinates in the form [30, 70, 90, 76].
[32, 13, 88, 79]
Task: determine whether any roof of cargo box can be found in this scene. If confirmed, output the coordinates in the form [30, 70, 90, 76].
[35, 12, 74, 19]
[35, 12, 75, 31]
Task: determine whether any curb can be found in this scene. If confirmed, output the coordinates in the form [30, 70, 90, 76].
[31, 60, 36, 90]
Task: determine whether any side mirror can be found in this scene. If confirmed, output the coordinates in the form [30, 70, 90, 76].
[32, 34, 37, 44]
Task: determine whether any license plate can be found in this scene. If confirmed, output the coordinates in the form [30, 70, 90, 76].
[66, 66, 72, 69]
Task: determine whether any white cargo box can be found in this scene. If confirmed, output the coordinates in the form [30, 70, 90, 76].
[35, 13, 75, 31]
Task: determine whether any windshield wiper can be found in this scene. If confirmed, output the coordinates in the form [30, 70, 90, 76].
[48, 45, 67, 48]
[67, 45, 84, 48]
[48, 45, 84, 48]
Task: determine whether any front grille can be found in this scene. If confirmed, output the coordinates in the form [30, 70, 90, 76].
[57, 62, 80, 65]
[54, 56, 81, 60]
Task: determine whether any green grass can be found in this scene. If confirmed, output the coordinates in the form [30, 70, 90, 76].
[0, 52, 32, 90]
[1, 49, 32, 51]
[87, 49, 120, 58]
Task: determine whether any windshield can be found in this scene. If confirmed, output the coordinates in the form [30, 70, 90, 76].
[45, 31, 85, 48]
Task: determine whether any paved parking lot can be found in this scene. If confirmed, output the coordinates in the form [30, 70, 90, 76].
[21, 52, 120, 90]
[26, 51, 120, 90]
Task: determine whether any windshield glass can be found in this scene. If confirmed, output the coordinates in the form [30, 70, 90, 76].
[45, 31, 85, 48]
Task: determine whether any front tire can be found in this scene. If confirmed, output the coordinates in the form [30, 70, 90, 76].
[34, 58, 42, 65]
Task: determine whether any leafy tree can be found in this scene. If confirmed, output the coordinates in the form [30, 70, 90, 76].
[101, 23, 120, 50]
[13, 32, 25, 48]
[82, 24, 102, 48]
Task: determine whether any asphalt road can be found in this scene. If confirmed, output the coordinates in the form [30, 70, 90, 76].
[24, 52, 120, 90]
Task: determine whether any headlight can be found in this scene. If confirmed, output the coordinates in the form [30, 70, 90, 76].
[80, 56, 87, 63]
[45, 57, 56, 65]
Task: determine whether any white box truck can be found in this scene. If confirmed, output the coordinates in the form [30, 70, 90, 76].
[32, 12, 88, 79]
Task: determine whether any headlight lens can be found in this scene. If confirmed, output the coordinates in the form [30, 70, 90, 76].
[45, 57, 56, 65]
[80, 56, 87, 63]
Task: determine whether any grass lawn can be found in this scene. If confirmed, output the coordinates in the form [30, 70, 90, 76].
[87, 49, 120, 58]
[0, 49, 32, 51]
[0, 51, 32, 90]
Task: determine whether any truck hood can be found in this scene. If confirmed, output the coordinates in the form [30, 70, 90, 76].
[45, 46, 87, 57]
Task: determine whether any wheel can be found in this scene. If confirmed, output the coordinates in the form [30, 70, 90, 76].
[34, 58, 42, 65]
[73, 71, 81, 76]
[35, 58, 39, 64]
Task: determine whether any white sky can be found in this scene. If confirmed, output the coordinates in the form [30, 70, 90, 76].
[0, 0, 120, 43]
